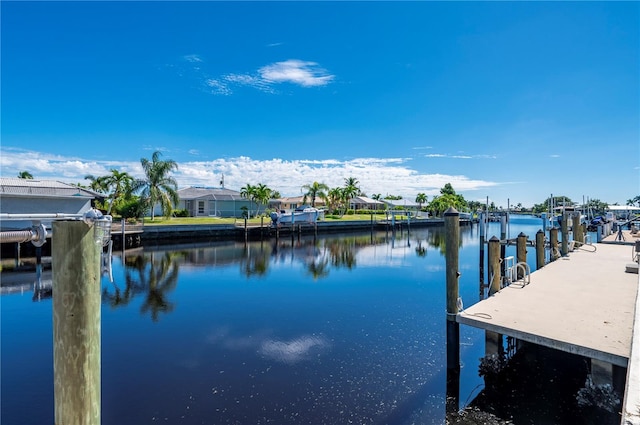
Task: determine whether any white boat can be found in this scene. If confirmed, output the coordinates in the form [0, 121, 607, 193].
[270, 207, 323, 226]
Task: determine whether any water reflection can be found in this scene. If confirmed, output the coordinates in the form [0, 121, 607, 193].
[103, 251, 182, 322]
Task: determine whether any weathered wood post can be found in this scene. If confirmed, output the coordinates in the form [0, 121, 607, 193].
[52, 220, 101, 425]
[560, 212, 569, 256]
[488, 236, 501, 295]
[573, 212, 584, 244]
[479, 212, 485, 300]
[549, 227, 559, 262]
[500, 214, 507, 277]
[444, 207, 460, 415]
[516, 232, 527, 280]
[535, 229, 545, 270]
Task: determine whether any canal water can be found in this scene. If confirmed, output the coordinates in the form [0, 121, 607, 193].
[0, 215, 619, 424]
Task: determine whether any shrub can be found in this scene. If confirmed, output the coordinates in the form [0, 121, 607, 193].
[173, 209, 189, 217]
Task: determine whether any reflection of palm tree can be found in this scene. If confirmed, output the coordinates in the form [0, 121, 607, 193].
[103, 252, 181, 322]
[415, 240, 427, 257]
[241, 243, 271, 277]
[327, 239, 357, 269]
[306, 256, 330, 280]
[140, 252, 180, 322]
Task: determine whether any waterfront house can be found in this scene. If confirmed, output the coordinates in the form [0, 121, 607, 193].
[176, 186, 258, 218]
[0, 177, 102, 231]
[275, 196, 327, 212]
[349, 196, 386, 211]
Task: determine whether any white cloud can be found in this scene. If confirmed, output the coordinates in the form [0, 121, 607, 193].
[175, 56, 334, 95]
[258, 60, 334, 87]
[183, 54, 203, 63]
[0, 148, 498, 199]
[425, 153, 497, 160]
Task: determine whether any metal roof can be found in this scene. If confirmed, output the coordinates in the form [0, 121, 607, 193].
[0, 178, 103, 199]
[178, 187, 247, 201]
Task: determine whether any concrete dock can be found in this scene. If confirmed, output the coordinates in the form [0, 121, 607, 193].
[456, 241, 640, 423]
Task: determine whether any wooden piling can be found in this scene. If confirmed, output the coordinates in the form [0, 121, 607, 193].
[444, 207, 460, 414]
[479, 213, 485, 300]
[573, 213, 584, 244]
[561, 212, 569, 256]
[445, 207, 460, 320]
[52, 220, 101, 425]
[488, 236, 501, 295]
[549, 227, 559, 262]
[535, 229, 545, 270]
[516, 232, 527, 279]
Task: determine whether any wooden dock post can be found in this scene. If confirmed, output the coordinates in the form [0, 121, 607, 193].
[479, 212, 485, 299]
[573, 212, 584, 244]
[561, 212, 569, 256]
[516, 232, 527, 279]
[444, 207, 460, 415]
[536, 229, 545, 270]
[549, 227, 559, 262]
[52, 220, 101, 425]
[488, 236, 501, 295]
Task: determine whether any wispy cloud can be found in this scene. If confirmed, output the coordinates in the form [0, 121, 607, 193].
[267, 42, 283, 47]
[549, 154, 560, 158]
[176, 56, 335, 95]
[0, 148, 498, 198]
[425, 153, 497, 160]
[183, 54, 203, 63]
[258, 60, 334, 87]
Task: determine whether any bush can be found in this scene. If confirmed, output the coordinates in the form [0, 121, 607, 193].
[116, 199, 146, 220]
[173, 209, 189, 217]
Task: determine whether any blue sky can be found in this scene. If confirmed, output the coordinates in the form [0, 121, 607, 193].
[1, 1, 638, 208]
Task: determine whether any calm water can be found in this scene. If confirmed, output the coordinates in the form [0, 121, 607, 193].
[0, 216, 601, 424]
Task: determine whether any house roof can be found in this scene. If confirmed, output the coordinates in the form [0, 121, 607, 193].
[177, 186, 247, 201]
[382, 198, 420, 208]
[0, 178, 103, 199]
[350, 196, 385, 205]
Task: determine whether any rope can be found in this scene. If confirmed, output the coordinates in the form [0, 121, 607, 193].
[456, 296, 493, 319]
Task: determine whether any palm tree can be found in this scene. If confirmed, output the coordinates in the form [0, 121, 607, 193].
[240, 183, 256, 217]
[415, 193, 428, 210]
[301, 181, 329, 207]
[342, 178, 360, 213]
[17, 171, 33, 179]
[133, 151, 179, 220]
[371, 193, 382, 201]
[253, 183, 273, 216]
[344, 177, 361, 194]
[327, 187, 344, 214]
[102, 169, 134, 214]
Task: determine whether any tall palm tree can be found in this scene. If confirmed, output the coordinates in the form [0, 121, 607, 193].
[344, 177, 361, 196]
[301, 181, 329, 207]
[415, 193, 428, 210]
[134, 151, 179, 220]
[102, 169, 134, 214]
[253, 183, 273, 216]
[17, 171, 33, 179]
[327, 187, 344, 214]
[240, 183, 256, 217]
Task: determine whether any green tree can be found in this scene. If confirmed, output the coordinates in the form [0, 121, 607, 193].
[344, 177, 361, 196]
[240, 183, 256, 217]
[133, 151, 179, 220]
[253, 183, 273, 216]
[532, 195, 573, 214]
[301, 181, 329, 207]
[626, 196, 640, 207]
[327, 187, 345, 214]
[102, 169, 135, 214]
[427, 183, 467, 217]
[415, 193, 428, 210]
[17, 171, 33, 179]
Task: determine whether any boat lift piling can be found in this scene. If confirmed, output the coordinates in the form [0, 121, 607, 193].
[444, 207, 460, 415]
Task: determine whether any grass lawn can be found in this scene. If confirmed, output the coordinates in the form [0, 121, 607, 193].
[140, 213, 398, 226]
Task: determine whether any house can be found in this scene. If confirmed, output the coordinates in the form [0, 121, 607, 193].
[274, 196, 327, 212]
[0, 177, 102, 230]
[382, 198, 420, 211]
[349, 196, 386, 211]
[176, 186, 258, 218]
